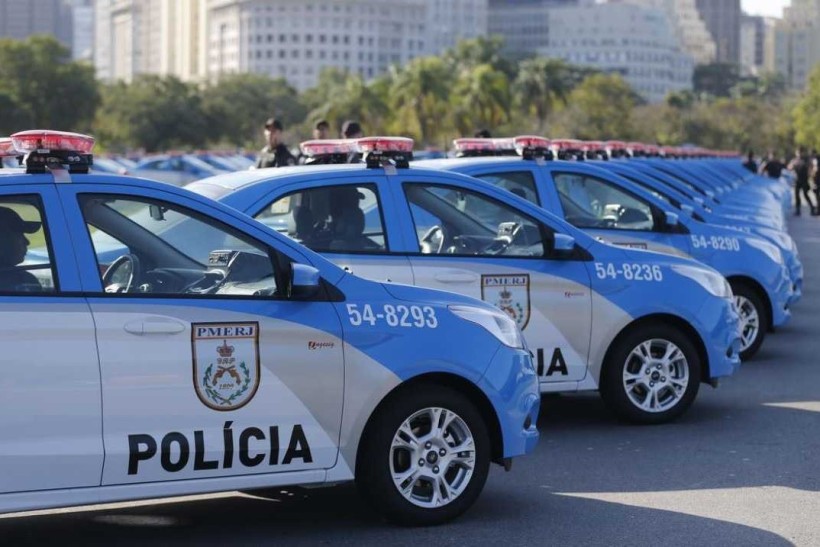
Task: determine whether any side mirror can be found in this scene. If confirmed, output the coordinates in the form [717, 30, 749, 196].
[665, 211, 679, 226]
[290, 263, 321, 300]
[554, 233, 576, 252]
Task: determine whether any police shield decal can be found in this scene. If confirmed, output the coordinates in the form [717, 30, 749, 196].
[192, 322, 261, 411]
[481, 274, 531, 330]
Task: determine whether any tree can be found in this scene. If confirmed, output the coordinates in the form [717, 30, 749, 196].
[305, 69, 388, 138]
[793, 65, 820, 150]
[201, 73, 305, 148]
[444, 36, 517, 78]
[0, 35, 99, 134]
[513, 58, 574, 133]
[451, 63, 513, 136]
[94, 75, 207, 152]
[551, 74, 639, 140]
[386, 56, 454, 144]
[693, 62, 741, 98]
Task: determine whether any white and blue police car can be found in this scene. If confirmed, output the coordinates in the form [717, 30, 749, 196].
[0, 131, 540, 525]
[187, 137, 743, 425]
[416, 137, 794, 360]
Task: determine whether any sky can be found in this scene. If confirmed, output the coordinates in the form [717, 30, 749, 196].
[741, 0, 790, 18]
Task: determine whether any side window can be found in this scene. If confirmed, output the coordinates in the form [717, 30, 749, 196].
[255, 184, 388, 253]
[0, 196, 57, 294]
[553, 173, 655, 231]
[474, 171, 540, 205]
[80, 195, 280, 297]
[404, 183, 545, 258]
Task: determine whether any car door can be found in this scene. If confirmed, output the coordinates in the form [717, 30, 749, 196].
[58, 184, 344, 485]
[543, 168, 691, 256]
[250, 178, 415, 285]
[0, 187, 103, 494]
[394, 175, 592, 385]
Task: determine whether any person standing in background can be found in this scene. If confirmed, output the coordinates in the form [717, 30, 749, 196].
[742, 150, 758, 174]
[759, 151, 785, 179]
[255, 118, 296, 169]
[788, 147, 816, 216]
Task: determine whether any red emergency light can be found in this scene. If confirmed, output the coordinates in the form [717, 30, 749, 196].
[11, 130, 95, 154]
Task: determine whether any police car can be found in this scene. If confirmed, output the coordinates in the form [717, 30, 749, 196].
[0, 131, 540, 525]
[593, 152, 803, 303]
[188, 137, 742, 425]
[416, 137, 794, 360]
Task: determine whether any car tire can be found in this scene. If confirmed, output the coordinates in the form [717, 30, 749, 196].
[731, 281, 768, 361]
[600, 324, 701, 424]
[356, 384, 490, 526]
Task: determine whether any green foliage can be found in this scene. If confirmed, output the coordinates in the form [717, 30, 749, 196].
[793, 65, 820, 151]
[551, 74, 639, 140]
[0, 35, 799, 154]
[385, 57, 454, 142]
[0, 35, 99, 134]
[94, 75, 207, 152]
[693, 63, 741, 98]
[201, 73, 305, 148]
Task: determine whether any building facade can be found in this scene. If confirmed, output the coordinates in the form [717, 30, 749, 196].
[488, 0, 579, 58]
[694, 0, 741, 64]
[544, 1, 694, 102]
[768, 0, 820, 89]
[740, 14, 765, 76]
[95, 0, 487, 90]
[0, 0, 73, 49]
[623, 0, 716, 64]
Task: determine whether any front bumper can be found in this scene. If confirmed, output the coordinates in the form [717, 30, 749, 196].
[698, 296, 742, 380]
[480, 348, 540, 459]
[770, 265, 794, 328]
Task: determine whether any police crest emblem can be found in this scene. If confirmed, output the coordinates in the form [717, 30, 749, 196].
[192, 322, 260, 411]
[481, 274, 531, 329]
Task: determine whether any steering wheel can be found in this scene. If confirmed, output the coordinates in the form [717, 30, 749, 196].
[102, 254, 142, 293]
[420, 225, 447, 254]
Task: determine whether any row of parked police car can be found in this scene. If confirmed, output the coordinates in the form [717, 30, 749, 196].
[0, 131, 797, 526]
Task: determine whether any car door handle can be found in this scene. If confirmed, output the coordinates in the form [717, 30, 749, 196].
[434, 271, 479, 284]
[124, 318, 186, 335]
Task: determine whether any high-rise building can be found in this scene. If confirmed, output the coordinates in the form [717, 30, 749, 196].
[0, 0, 73, 48]
[69, 0, 94, 61]
[770, 0, 820, 89]
[95, 0, 207, 82]
[544, 1, 695, 103]
[740, 14, 765, 76]
[95, 0, 488, 90]
[694, 0, 741, 64]
[206, 0, 428, 90]
[424, 0, 488, 56]
[622, 0, 716, 64]
[488, 0, 579, 58]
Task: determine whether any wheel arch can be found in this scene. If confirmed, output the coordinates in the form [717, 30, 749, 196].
[355, 373, 505, 475]
[603, 313, 710, 382]
[726, 275, 772, 332]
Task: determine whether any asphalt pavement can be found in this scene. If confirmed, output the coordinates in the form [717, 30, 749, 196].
[2, 216, 819, 546]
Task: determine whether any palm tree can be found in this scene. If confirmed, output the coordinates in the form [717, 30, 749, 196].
[513, 58, 574, 133]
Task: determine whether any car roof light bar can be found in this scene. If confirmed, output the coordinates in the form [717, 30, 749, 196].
[356, 137, 414, 169]
[11, 130, 94, 174]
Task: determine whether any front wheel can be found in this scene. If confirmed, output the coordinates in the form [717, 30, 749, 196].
[600, 324, 701, 424]
[731, 281, 768, 360]
[356, 384, 490, 526]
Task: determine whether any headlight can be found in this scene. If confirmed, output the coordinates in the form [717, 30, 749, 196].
[449, 305, 525, 349]
[745, 237, 783, 264]
[671, 264, 733, 298]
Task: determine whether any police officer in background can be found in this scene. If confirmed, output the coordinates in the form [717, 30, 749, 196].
[340, 120, 364, 163]
[742, 150, 758, 173]
[788, 147, 816, 216]
[255, 118, 296, 169]
[759, 150, 785, 179]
